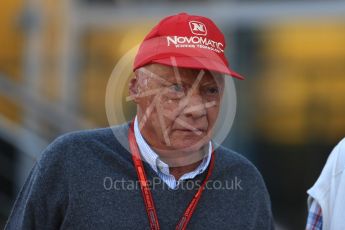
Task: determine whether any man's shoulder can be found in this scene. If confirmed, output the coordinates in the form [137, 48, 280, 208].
[55, 123, 128, 144]
[215, 145, 265, 183]
[37, 123, 131, 167]
[307, 137, 345, 204]
[215, 145, 256, 169]
[334, 137, 345, 174]
[50, 122, 129, 149]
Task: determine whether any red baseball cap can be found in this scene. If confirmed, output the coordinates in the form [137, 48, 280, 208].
[133, 12, 244, 80]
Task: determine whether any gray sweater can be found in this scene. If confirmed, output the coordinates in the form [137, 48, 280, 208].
[5, 123, 274, 230]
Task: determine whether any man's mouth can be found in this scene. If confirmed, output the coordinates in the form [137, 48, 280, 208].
[174, 128, 206, 135]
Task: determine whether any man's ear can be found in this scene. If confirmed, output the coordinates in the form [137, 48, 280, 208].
[129, 76, 140, 103]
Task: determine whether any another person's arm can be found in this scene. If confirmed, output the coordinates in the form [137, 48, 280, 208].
[306, 198, 323, 230]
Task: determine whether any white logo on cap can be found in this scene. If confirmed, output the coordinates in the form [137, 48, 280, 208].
[189, 21, 207, 36]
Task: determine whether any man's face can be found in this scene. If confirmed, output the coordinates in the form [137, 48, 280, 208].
[130, 63, 224, 152]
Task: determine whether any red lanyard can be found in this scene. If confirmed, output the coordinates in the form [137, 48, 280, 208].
[128, 120, 215, 230]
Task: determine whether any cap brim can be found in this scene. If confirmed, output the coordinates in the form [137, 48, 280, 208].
[151, 56, 245, 80]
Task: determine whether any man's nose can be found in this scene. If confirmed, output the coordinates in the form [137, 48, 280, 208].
[182, 91, 206, 119]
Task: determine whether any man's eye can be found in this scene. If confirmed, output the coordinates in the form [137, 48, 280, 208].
[169, 84, 185, 92]
[205, 87, 219, 95]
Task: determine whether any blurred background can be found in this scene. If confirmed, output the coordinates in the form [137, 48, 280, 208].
[1, 0, 345, 229]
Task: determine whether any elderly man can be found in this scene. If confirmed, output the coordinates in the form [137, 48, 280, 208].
[6, 13, 273, 229]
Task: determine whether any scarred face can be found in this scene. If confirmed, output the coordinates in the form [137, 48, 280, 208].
[129, 63, 224, 155]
